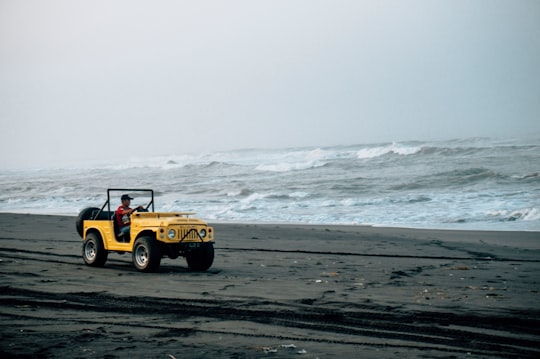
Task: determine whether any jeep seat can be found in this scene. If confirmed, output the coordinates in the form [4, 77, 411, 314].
[111, 213, 127, 241]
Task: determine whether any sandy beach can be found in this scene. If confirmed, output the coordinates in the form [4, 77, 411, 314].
[1, 213, 539, 358]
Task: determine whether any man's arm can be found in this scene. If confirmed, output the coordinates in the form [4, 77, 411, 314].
[118, 206, 143, 215]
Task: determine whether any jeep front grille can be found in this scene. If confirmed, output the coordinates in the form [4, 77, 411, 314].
[179, 228, 202, 241]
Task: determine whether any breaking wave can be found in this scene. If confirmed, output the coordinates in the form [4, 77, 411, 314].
[356, 142, 422, 159]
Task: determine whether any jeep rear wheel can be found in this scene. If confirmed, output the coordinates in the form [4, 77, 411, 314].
[132, 236, 161, 272]
[82, 232, 108, 267]
[186, 242, 214, 271]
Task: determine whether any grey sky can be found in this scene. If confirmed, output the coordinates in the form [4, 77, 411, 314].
[1, 0, 539, 168]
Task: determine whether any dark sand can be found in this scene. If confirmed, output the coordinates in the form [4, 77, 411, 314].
[1, 213, 539, 358]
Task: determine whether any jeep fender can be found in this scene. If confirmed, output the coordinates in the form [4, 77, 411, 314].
[84, 228, 109, 250]
[133, 229, 157, 242]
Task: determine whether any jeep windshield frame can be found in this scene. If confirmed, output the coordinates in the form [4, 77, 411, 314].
[94, 189, 155, 220]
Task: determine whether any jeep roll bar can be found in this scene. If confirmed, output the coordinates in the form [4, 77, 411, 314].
[94, 189, 155, 220]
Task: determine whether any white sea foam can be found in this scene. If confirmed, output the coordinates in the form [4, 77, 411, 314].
[487, 208, 540, 222]
[356, 142, 422, 159]
[290, 191, 309, 199]
[256, 160, 325, 172]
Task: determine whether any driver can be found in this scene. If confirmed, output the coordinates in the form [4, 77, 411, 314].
[116, 194, 144, 237]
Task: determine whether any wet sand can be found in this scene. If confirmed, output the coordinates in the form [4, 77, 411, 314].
[1, 213, 539, 358]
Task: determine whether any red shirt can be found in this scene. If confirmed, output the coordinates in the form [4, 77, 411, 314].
[116, 205, 132, 228]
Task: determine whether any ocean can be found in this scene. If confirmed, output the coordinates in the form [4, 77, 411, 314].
[1, 137, 539, 231]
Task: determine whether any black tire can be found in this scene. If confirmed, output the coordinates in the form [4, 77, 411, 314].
[186, 242, 214, 271]
[132, 236, 161, 272]
[76, 207, 100, 238]
[82, 232, 108, 267]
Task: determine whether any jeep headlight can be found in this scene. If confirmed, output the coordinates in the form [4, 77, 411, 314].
[199, 229, 206, 238]
[167, 229, 176, 239]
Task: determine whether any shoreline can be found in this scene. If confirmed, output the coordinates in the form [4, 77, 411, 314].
[1, 212, 539, 357]
[1, 210, 539, 234]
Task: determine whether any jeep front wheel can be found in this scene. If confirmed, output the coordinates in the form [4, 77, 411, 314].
[132, 236, 161, 272]
[82, 232, 108, 267]
[186, 242, 214, 271]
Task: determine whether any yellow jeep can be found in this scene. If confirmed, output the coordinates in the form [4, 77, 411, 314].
[76, 189, 214, 272]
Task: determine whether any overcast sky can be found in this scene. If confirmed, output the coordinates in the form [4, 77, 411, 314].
[1, 0, 539, 168]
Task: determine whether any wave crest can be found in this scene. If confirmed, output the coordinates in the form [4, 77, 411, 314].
[357, 142, 422, 159]
[487, 208, 540, 222]
[255, 160, 326, 172]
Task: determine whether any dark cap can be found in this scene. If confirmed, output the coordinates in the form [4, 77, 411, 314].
[121, 194, 133, 201]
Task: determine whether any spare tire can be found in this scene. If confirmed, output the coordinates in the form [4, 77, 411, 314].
[76, 207, 100, 238]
